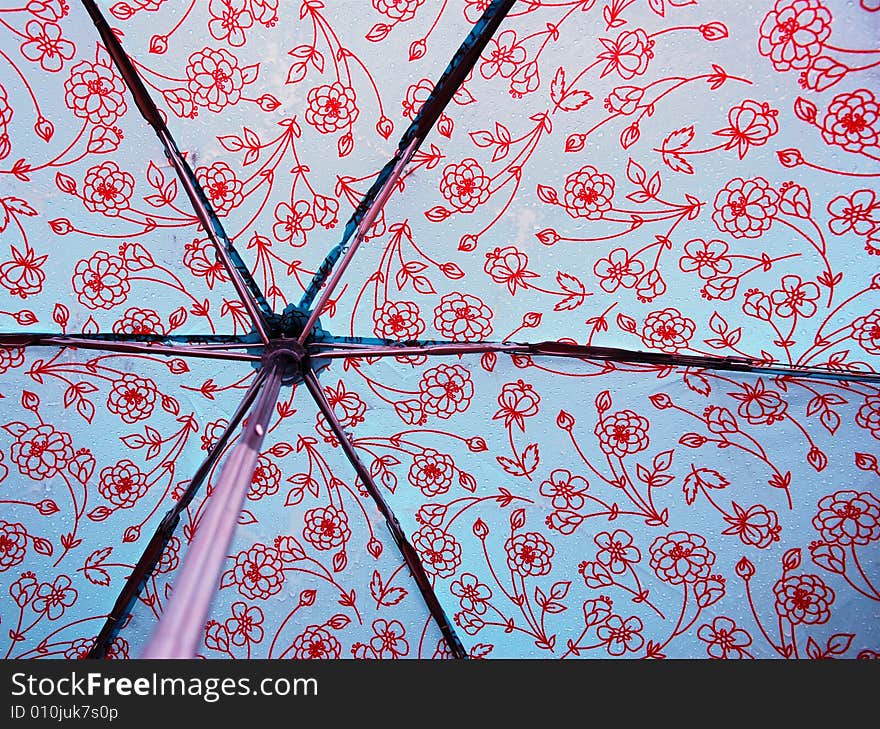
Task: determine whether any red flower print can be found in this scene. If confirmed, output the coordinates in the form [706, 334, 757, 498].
[604, 85, 644, 115]
[771, 274, 820, 318]
[186, 48, 247, 113]
[156, 536, 180, 574]
[493, 379, 540, 431]
[439, 159, 490, 213]
[201, 419, 229, 451]
[0, 521, 28, 571]
[714, 100, 779, 158]
[758, 0, 832, 71]
[450, 572, 492, 614]
[813, 490, 880, 546]
[463, 0, 490, 23]
[302, 505, 351, 551]
[649, 531, 716, 585]
[820, 89, 879, 152]
[208, 0, 254, 47]
[827, 189, 879, 236]
[433, 292, 493, 341]
[112, 307, 165, 336]
[197, 161, 244, 215]
[722, 503, 782, 548]
[81, 161, 134, 216]
[32, 575, 77, 620]
[856, 394, 880, 438]
[640, 308, 696, 353]
[851, 309, 880, 354]
[679, 238, 732, 280]
[64, 638, 93, 659]
[484, 246, 537, 295]
[594, 247, 643, 293]
[413, 525, 461, 577]
[598, 28, 655, 79]
[597, 614, 644, 656]
[0, 85, 11, 160]
[106, 374, 158, 423]
[231, 544, 284, 599]
[64, 60, 127, 124]
[10, 423, 73, 479]
[480, 29, 526, 80]
[315, 380, 366, 442]
[712, 177, 779, 238]
[408, 448, 454, 497]
[292, 625, 341, 659]
[372, 300, 426, 340]
[20, 21, 75, 72]
[697, 616, 753, 658]
[248, 453, 281, 500]
[418, 363, 474, 418]
[373, 0, 426, 22]
[0, 346, 24, 374]
[402, 78, 433, 119]
[225, 601, 264, 646]
[773, 573, 834, 624]
[184, 239, 229, 288]
[305, 82, 358, 134]
[594, 409, 650, 457]
[272, 200, 315, 246]
[563, 165, 614, 220]
[505, 531, 554, 577]
[540, 469, 588, 511]
[369, 619, 409, 658]
[98, 459, 148, 508]
[594, 529, 641, 574]
[728, 379, 788, 425]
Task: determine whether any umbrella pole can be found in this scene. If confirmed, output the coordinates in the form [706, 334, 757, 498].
[141, 359, 285, 659]
[301, 369, 468, 659]
[87, 368, 268, 658]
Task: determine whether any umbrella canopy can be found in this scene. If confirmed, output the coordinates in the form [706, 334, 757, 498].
[0, 0, 878, 660]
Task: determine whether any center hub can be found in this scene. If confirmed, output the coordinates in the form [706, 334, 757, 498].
[261, 339, 308, 383]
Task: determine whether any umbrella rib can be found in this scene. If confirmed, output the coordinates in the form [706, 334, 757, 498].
[86, 367, 268, 658]
[295, 0, 517, 344]
[80, 0, 274, 344]
[142, 361, 284, 659]
[301, 369, 468, 659]
[307, 339, 880, 384]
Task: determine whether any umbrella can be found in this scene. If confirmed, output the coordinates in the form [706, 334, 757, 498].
[0, 0, 878, 661]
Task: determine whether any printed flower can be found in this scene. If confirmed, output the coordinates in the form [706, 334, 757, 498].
[493, 380, 540, 431]
[540, 469, 589, 511]
[402, 78, 433, 119]
[450, 573, 492, 614]
[0, 346, 24, 374]
[273, 200, 315, 246]
[821, 89, 879, 153]
[98, 460, 148, 508]
[594, 410, 650, 457]
[484, 246, 537, 295]
[106, 374, 158, 423]
[598, 28, 654, 79]
[10, 424, 73, 479]
[186, 47, 247, 112]
[640, 308, 696, 353]
[184, 239, 228, 288]
[463, 0, 490, 23]
[679, 239, 732, 280]
[714, 100, 779, 158]
[722, 503, 782, 549]
[505, 531, 554, 577]
[440, 159, 490, 213]
[302, 505, 351, 551]
[771, 274, 820, 318]
[208, 0, 254, 47]
[604, 85, 644, 115]
[231, 544, 284, 599]
[197, 161, 244, 214]
[225, 602, 264, 646]
[594, 247, 643, 293]
[649, 531, 716, 585]
[248, 453, 281, 500]
[0, 521, 28, 571]
[562, 165, 614, 219]
[112, 308, 165, 336]
[373, 0, 425, 22]
[594, 530, 641, 574]
[773, 573, 834, 625]
[292, 625, 341, 659]
[852, 310, 880, 355]
[64, 638, 93, 659]
[728, 379, 788, 425]
[408, 449, 454, 497]
[372, 300, 426, 340]
[418, 363, 474, 418]
[827, 189, 879, 236]
[315, 381, 366, 441]
[697, 617, 752, 659]
[20, 21, 75, 72]
[370, 619, 409, 659]
[32, 575, 76, 620]
[712, 177, 779, 238]
[413, 526, 461, 577]
[813, 490, 880, 546]
[597, 614, 644, 656]
[82, 161, 134, 216]
[480, 29, 526, 79]
[758, 0, 832, 71]
[305, 82, 358, 133]
[855, 393, 880, 439]
[156, 536, 180, 574]
[64, 60, 127, 123]
[433, 292, 493, 341]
